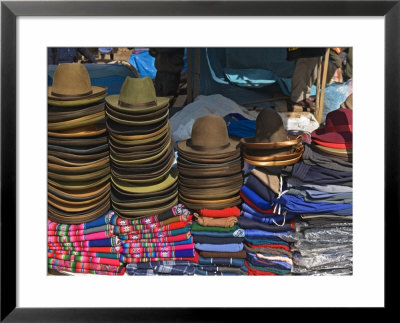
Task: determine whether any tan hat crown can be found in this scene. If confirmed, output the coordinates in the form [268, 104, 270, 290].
[51, 63, 93, 97]
[254, 108, 287, 143]
[118, 77, 158, 108]
[189, 114, 231, 151]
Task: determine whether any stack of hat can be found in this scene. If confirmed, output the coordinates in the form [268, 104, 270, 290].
[177, 114, 243, 210]
[48, 210, 125, 276]
[105, 77, 178, 219]
[240, 109, 304, 167]
[275, 107, 353, 275]
[310, 107, 352, 162]
[48, 63, 111, 224]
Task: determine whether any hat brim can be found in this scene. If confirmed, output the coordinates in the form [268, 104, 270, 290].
[48, 123, 107, 138]
[48, 199, 110, 224]
[244, 152, 303, 167]
[111, 167, 178, 194]
[240, 135, 302, 149]
[48, 166, 110, 182]
[112, 190, 178, 209]
[106, 103, 169, 122]
[178, 193, 241, 210]
[179, 173, 243, 189]
[243, 145, 304, 162]
[113, 196, 178, 219]
[311, 130, 352, 145]
[48, 182, 110, 201]
[48, 174, 110, 191]
[48, 136, 108, 148]
[177, 149, 241, 164]
[177, 137, 239, 156]
[48, 102, 105, 123]
[48, 111, 105, 131]
[105, 95, 169, 114]
[312, 143, 352, 155]
[48, 150, 109, 163]
[48, 158, 109, 174]
[48, 85, 107, 101]
[48, 91, 107, 107]
[106, 108, 169, 126]
[48, 191, 110, 213]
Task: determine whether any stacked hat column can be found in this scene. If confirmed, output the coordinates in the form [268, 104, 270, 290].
[48, 63, 111, 224]
[47, 63, 121, 275]
[105, 76, 178, 218]
[239, 109, 304, 275]
[177, 114, 247, 275]
[105, 77, 196, 272]
[277, 108, 353, 275]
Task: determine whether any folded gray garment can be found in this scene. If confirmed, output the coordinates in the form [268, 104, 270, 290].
[301, 144, 353, 172]
[287, 188, 353, 204]
[286, 180, 353, 193]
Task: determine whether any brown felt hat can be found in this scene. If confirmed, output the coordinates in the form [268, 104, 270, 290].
[241, 109, 288, 145]
[48, 63, 107, 105]
[178, 114, 238, 156]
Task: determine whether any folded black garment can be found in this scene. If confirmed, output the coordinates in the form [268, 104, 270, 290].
[193, 235, 244, 244]
[237, 216, 294, 232]
[244, 174, 276, 202]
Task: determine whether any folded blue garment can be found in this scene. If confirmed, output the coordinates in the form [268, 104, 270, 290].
[247, 252, 292, 270]
[195, 243, 243, 252]
[274, 194, 353, 214]
[241, 185, 273, 210]
[244, 229, 294, 239]
[245, 174, 276, 202]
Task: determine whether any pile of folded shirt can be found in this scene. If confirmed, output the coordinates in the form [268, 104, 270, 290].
[47, 210, 125, 275]
[120, 204, 198, 275]
[47, 63, 111, 224]
[177, 114, 243, 210]
[277, 107, 353, 275]
[105, 76, 178, 219]
[238, 109, 303, 275]
[239, 170, 295, 276]
[191, 207, 248, 275]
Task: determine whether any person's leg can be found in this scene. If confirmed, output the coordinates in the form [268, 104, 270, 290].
[291, 57, 319, 104]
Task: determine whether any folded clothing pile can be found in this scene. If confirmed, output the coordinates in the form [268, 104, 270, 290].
[121, 204, 197, 275]
[106, 76, 178, 219]
[48, 210, 125, 275]
[191, 206, 248, 275]
[276, 107, 353, 275]
[48, 63, 110, 224]
[239, 169, 295, 275]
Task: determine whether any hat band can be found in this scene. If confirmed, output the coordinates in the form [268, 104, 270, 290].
[118, 100, 157, 109]
[187, 139, 230, 151]
[51, 90, 93, 98]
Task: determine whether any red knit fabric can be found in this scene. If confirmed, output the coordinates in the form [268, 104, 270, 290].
[198, 206, 241, 218]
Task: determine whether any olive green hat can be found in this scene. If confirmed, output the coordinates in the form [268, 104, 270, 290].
[105, 76, 169, 114]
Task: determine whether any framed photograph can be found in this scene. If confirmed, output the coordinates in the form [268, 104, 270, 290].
[1, 0, 395, 321]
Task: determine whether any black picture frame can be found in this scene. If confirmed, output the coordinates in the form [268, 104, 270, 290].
[1, 0, 396, 321]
